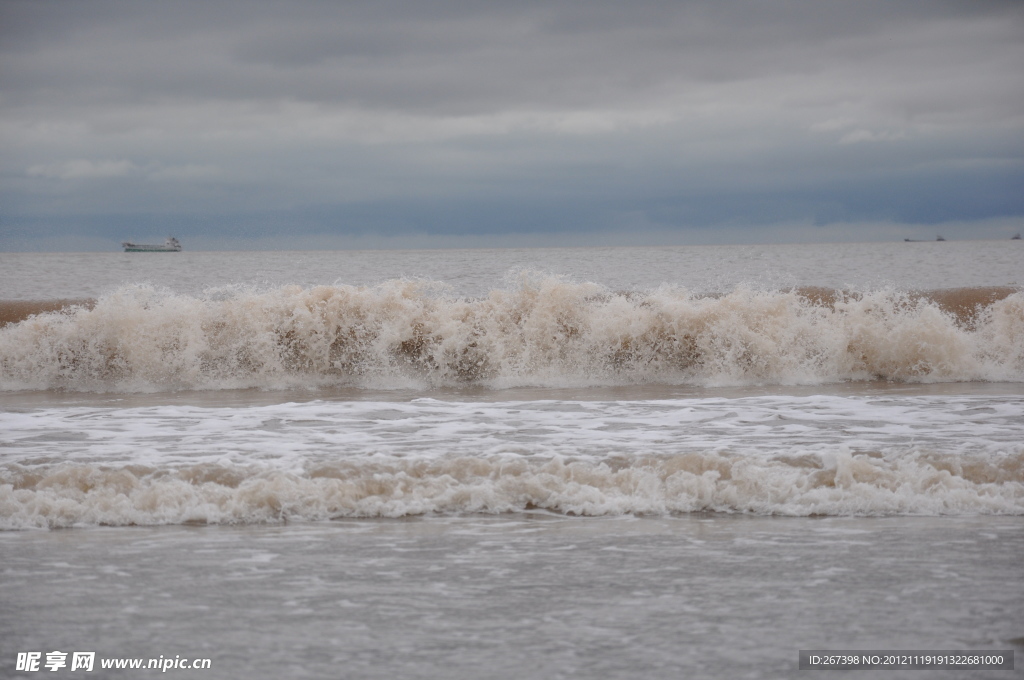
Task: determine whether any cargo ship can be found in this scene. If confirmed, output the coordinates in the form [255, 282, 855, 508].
[121, 237, 182, 252]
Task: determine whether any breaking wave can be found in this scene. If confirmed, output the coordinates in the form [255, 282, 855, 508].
[1, 276, 1022, 391]
[3, 448, 1022, 528]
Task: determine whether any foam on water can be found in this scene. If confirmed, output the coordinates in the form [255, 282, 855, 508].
[2, 395, 1022, 527]
[1, 277, 1022, 392]
[3, 448, 1021, 528]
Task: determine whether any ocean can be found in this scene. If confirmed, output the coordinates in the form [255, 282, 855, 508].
[1, 241, 1022, 678]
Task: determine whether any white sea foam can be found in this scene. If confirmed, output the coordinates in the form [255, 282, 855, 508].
[3, 448, 1021, 528]
[1, 277, 1022, 392]
[2, 395, 1022, 527]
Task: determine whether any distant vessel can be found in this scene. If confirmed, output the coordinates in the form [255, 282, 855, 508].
[903, 236, 947, 242]
[122, 237, 182, 252]
[1013, 233, 1021, 240]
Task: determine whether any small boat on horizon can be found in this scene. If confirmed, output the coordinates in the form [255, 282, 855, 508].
[122, 237, 182, 252]
[904, 236, 946, 242]
[1013, 233, 1021, 240]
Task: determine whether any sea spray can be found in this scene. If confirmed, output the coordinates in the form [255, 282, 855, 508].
[1, 276, 1021, 392]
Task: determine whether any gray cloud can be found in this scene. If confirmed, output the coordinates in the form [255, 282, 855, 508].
[5, 0, 1022, 114]
[1, 0, 1022, 249]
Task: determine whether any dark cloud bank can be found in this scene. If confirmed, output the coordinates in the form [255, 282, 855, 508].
[1, 0, 1022, 250]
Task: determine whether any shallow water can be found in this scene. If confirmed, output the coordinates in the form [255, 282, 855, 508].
[2, 515, 1021, 679]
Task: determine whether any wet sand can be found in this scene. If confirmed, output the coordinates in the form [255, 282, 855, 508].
[0, 299, 93, 327]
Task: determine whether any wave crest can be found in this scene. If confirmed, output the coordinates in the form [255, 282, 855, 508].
[3, 448, 1022, 528]
[1, 278, 1022, 391]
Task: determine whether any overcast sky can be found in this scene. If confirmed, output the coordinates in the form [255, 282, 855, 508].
[2, 0, 1022, 250]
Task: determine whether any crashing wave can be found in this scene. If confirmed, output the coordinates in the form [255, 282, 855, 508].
[1, 276, 1021, 391]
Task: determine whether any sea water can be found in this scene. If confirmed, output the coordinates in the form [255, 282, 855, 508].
[1, 241, 1022, 678]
